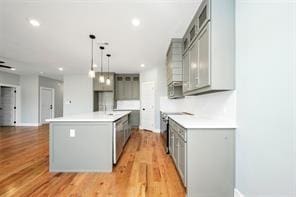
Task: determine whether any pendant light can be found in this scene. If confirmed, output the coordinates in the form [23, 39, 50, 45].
[99, 46, 105, 83]
[88, 34, 96, 78]
[106, 54, 111, 85]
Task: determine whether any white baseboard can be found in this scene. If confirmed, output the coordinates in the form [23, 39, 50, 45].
[234, 188, 245, 197]
[139, 126, 160, 133]
[17, 123, 41, 127]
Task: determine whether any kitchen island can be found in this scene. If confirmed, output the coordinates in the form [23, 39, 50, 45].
[46, 111, 131, 172]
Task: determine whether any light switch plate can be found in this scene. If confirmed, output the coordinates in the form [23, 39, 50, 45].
[70, 129, 75, 137]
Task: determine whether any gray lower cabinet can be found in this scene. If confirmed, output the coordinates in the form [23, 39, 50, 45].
[169, 126, 174, 156]
[49, 122, 113, 172]
[123, 118, 129, 144]
[178, 137, 186, 185]
[129, 110, 140, 128]
[115, 109, 140, 128]
[115, 74, 140, 100]
[169, 118, 235, 197]
[169, 120, 187, 186]
[173, 131, 179, 164]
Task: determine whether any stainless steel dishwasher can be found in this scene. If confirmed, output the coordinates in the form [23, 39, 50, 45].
[113, 118, 124, 164]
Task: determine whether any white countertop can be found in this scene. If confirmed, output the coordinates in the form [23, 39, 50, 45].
[168, 114, 237, 129]
[114, 109, 140, 111]
[46, 111, 131, 122]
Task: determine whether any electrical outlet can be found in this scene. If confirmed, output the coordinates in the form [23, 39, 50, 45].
[70, 129, 75, 137]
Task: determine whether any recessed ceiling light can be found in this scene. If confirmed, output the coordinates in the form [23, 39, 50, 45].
[29, 19, 40, 27]
[40, 72, 44, 74]
[10, 68, 16, 71]
[140, 64, 145, 68]
[58, 67, 63, 71]
[132, 18, 141, 26]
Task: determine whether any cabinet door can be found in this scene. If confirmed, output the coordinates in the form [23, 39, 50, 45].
[132, 76, 140, 99]
[178, 139, 186, 186]
[124, 76, 132, 100]
[169, 126, 174, 156]
[116, 76, 124, 100]
[182, 52, 190, 93]
[166, 47, 172, 85]
[173, 131, 179, 164]
[131, 110, 140, 127]
[188, 39, 199, 91]
[123, 120, 128, 144]
[197, 24, 210, 88]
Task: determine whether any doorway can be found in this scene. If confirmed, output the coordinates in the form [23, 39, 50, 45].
[0, 86, 16, 126]
[140, 81, 155, 131]
[40, 87, 54, 124]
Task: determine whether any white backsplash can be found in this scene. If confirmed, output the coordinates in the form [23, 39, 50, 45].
[160, 91, 236, 121]
[116, 100, 140, 110]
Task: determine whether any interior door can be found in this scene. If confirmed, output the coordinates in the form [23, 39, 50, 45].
[0, 87, 16, 126]
[40, 88, 53, 124]
[140, 81, 155, 131]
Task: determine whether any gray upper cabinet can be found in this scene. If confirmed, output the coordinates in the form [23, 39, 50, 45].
[115, 76, 125, 100]
[182, 0, 235, 95]
[182, 51, 190, 93]
[115, 74, 140, 100]
[166, 39, 184, 99]
[131, 76, 140, 99]
[188, 39, 198, 91]
[197, 25, 210, 89]
[93, 72, 114, 92]
[166, 39, 183, 85]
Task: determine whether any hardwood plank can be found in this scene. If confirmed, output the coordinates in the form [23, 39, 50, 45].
[0, 125, 185, 197]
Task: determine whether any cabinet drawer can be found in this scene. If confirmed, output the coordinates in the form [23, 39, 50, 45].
[120, 115, 128, 123]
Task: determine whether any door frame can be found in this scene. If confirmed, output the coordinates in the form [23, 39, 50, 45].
[39, 87, 55, 124]
[0, 83, 21, 126]
[140, 81, 155, 131]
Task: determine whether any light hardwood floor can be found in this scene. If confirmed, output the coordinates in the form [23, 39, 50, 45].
[0, 125, 185, 197]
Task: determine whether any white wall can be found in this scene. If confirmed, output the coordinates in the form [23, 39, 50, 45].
[39, 76, 63, 118]
[20, 75, 39, 125]
[235, 1, 296, 196]
[0, 71, 20, 85]
[141, 64, 236, 131]
[63, 75, 93, 116]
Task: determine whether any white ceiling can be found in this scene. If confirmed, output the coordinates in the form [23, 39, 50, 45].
[0, 0, 200, 80]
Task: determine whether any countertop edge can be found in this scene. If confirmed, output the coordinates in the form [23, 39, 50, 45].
[168, 115, 237, 129]
[46, 111, 131, 123]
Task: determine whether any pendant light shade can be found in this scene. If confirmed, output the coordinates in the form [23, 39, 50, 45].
[106, 54, 111, 86]
[89, 34, 96, 78]
[88, 70, 95, 78]
[99, 46, 105, 83]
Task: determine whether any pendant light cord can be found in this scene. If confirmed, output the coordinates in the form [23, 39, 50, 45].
[91, 39, 93, 70]
[107, 56, 110, 78]
[100, 48, 103, 74]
